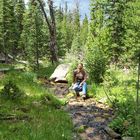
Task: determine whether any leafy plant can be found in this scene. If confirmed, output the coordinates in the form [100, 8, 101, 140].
[0, 80, 25, 100]
[85, 46, 107, 83]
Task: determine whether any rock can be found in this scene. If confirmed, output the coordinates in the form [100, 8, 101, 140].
[99, 97, 107, 104]
[50, 64, 70, 83]
[75, 125, 87, 133]
[85, 127, 94, 134]
[102, 113, 111, 119]
[104, 126, 121, 139]
[87, 133, 94, 138]
[79, 133, 88, 140]
[94, 117, 106, 123]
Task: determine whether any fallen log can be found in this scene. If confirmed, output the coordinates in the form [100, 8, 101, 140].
[0, 67, 24, 72]
[0, 114, 31, 121]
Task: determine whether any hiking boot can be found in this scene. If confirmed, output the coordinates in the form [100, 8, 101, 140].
[82, 94, 86, 99]
[76, 91, 80, 96]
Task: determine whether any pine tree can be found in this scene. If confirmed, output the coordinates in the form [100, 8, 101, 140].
[20, 1, 45, 70]
[56, 5, 66, 57]
[64, 9, 74, 52]
[73, 1, 80, 34]
[56, 2, 74, 57]
[123, 0, 140, 64]
[85, 0, 108, 83]
[0, 0, 17, 62]
[106, 0, 127, 64]
[14, 0, 25, 57]
[80, 15, 89, 46]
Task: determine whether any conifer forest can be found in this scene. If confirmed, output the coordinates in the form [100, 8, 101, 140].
[0, 0, 140, 140]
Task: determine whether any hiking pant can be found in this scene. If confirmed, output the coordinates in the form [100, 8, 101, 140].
[73, 82, 87, 95]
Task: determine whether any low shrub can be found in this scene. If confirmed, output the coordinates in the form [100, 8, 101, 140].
[0, 80, 25, 100]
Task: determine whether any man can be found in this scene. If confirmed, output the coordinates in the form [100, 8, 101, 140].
[72, 63, 87, 99]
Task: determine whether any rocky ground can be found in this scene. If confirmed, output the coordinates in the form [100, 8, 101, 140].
[44, 82, 121, 140]
[66, 97, 116, 140]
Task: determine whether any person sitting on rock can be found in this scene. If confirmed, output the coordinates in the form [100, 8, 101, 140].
[72, 63, 87, 99]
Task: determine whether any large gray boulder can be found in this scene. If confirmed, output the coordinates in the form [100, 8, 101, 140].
[50, 64, 71, 83]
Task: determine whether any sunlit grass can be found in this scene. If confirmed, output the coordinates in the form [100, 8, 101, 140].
[0, 99, 73, 140]
[0, 63, 24, 69]
[0, 71, 73, 140]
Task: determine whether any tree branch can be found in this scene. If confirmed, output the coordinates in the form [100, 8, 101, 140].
[48, 0, 55, 27]
[36, 0, 52, 32]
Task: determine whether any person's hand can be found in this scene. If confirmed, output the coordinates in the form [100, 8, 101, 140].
[79, 83, 83, 87]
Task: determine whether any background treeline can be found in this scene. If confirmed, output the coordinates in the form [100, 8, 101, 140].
[0, 0, 139, 77]
[0, 0, 88, 70]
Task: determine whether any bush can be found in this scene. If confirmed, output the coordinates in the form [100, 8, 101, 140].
[85, 47, 107, 84]
[109, 90, 136, 137]
[0, 80, 25, 100]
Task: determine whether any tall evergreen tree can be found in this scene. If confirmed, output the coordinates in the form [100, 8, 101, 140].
[123, 0, 140, 63]
[80, 15, 89, 46]
[106, 0, 127, 64]
[73, 1, 80, 34]
[14, 0, 25, 57]
[20, 1, 45, 70]
[85, 0, 108, 83]
[0, 0, 17, 62]
[56, 2, 74, 57]
[64, 9, 74, 52]
[56, 5, 66, 57]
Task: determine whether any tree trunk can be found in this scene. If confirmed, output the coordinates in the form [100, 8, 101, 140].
[35, 44, 39, 71]
[36, 0, 58, 63]
[3, 32, 8, 63]
[136, 56, 140, 139]
[50, 30, 58, 63]
[35, 14, 39, 71]
[136, 57, 140, 113]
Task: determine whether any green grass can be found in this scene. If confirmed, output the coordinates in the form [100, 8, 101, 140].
[36, 64, 58, 78]
[1, 71, 66, 106]
[0, 71, 73, 140]
[88, 68, 136, 103]
[0, 63, 14, 69]
[0, 99, 73, 140]
[0, 61, 56, 78]
[0, 63, 24, 69]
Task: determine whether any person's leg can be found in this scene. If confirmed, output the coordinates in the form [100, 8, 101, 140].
[73, 83, 79, 91]
[82, 82, 87, 97]
[73, 82, 80, 96]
